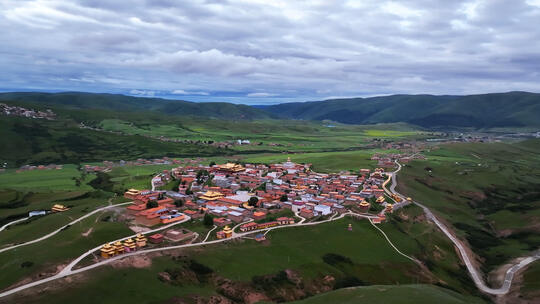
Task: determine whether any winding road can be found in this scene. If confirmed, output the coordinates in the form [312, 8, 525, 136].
[385, 159, 540, 295]
[0, 207, 385, 298]
[0, 202, 131, 254]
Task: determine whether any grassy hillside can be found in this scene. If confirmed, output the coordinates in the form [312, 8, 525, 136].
[292, 284, 486, 304]
[0, 92, 272, 120]
[260, 91, 540, 129]
[397, 139, 540, 272]
[0, 116, 230, 167]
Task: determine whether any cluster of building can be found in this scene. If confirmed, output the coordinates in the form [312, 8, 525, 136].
[15, 164, 63, 173]
[122, 157, 401, 245]
[100, 234, 148, 258]
[371, 152, 425, 167]
[0, 103, 56, 120]
[83, 157, 204, 173]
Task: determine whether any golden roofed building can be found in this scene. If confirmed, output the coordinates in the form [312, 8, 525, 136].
[199, 190, 224, 201]
[124, 188, 141, 199]
[123, 238, 137, 252]
[100, 243, 116, 258]
[223, 225, 233, 238]
[51, 204, 69, 212]
[113, 241, 125, 255]
[218, 163, 245, 173]
[135, 234, 147, 247]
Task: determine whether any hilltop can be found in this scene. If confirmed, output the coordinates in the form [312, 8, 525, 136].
[259, 91, 540, 129]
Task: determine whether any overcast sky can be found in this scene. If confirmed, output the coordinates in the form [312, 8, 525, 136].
[1, 0, 540, 104]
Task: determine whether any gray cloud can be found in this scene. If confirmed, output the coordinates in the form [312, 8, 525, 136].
[1, 0, 540, 104]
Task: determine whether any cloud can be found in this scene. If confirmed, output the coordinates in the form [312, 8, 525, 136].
[0, 0, 540, 104]
[171, 89, 209, 95]
[246, 92, 278, 97]
[129, 89, 155, 96]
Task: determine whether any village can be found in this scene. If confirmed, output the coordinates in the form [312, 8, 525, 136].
[88, 155, 419, 260]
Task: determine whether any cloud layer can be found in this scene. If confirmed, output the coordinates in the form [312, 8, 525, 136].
[1, 0, 540, 104]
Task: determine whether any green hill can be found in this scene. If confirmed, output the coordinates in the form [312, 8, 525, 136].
[260, 91, 540, 129]
[0, 92, 272, 120]
[291, 285, 486, 304]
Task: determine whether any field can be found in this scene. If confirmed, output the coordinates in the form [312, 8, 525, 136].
[240, 149, 394, 173]
[0, 165, 93, 191]
[1, 215, 485, 303]
[396, 139, 540, 272]
[291, 284, 486, 304]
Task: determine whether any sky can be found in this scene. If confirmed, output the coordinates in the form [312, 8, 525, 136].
[1, 0, 540, 105]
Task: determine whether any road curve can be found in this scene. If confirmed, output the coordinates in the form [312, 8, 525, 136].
[386, 159, 540, 295]
[0, 217, 29, 233]
[0, 202, 131, 254]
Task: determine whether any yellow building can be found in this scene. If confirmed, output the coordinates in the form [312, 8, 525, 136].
[135, 234, 147, 247]
[218, 163, 245, 173]
[385, 204, 394, 212]
[51, 204, 69, 212]
[199, 191, 224, 201]
[376, 196, 385, 204]
[100, 243, 116, 258]
[114, 241, 125, 255]
[223, 225, 233, 238]
[123, 238, 137, 252]
[124, 188, 141, 199]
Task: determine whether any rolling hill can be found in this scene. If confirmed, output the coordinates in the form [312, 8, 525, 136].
[0, 92, 273, 120]
[259, 91, 540, 129]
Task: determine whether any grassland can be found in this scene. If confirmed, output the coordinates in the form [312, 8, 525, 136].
[291, 284, 486, 304]
[0, 165, 93, 191]
[239, 149, 393, 172]
[1, 215, 485, 303]
[396, 139, 540, 272]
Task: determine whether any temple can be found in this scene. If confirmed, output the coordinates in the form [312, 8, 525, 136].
[123, 238, 137, 252]
[216, 225, 233, 239]
[217, 163, 245, 173]
[199, 191, 224, 201]
[135, 234, 147, 247]
[51, 204, 69, 212]
[100, 243, 116, 258]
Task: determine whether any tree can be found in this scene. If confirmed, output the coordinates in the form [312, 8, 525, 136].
[146, 200, 158, 209]
[248, 196, 259, 206]
[209, 161, 216, 167]
[174, 199, 184, 208]
[280, 194, 288, 202]
[203, 213, 214, 226]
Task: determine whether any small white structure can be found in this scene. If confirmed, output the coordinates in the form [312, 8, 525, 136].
[314, 205, 332, 216]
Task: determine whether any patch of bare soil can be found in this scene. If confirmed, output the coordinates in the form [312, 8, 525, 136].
[81, 227, 93, 237]
[494, 266, 540, 304]
[129, 225, 151, 233]
[111, 255, 152, 269]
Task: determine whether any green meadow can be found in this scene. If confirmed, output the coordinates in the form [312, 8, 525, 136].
[291, 284, 486, 304]
[1, 216, 482, 303]
[397, 139, 540, 271]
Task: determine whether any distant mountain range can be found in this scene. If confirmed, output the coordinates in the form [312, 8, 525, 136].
[258, 92, 540, 128]
[2, 91, 540, 129]
[0, 92, 273, 120]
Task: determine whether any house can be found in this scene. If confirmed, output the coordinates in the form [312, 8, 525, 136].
[255, 233, 266, 242]
[148, 233, 164, 244]
[252, 211, 267, 221]
[227, 211, 244, 223]
[214, 217, 233, 227]
[314, 204, 331, 216]
[299, 208, 314, 219]
[164, 229, 195, 242]
[239, 222, 258, 232]
[276, 217, 295, 225]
